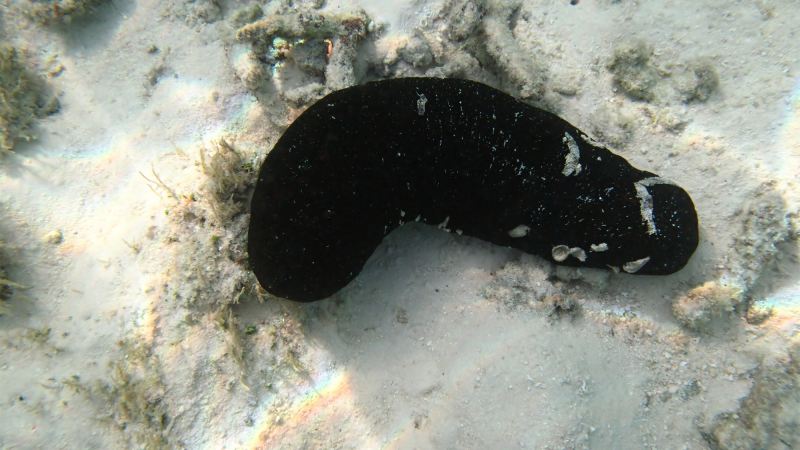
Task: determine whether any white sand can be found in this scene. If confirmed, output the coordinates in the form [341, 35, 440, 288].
[1, 0, 799, 449]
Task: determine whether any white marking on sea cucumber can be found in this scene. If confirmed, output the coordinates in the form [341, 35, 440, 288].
[561, 133, 582, 176]
[417, 94, 427, 115]
[634, 177, 678, 235]
[437, 216, 450, 229]
[590, 243, 608, 252]
[634, 183, 657, 235]
[508, 225, 530, 238]
[623, 257, 650, 273]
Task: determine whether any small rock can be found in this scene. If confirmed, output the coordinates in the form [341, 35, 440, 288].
[45, 230, 62, 244]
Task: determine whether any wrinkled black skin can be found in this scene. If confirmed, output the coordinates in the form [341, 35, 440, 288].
[249, 78, 698, 302]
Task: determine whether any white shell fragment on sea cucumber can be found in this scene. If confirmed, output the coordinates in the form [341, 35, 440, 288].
[561, 132, 582, 177]
[623, 257, 651, 273]
[552, 245, 587, 262]
[417, 94, 427, 115]
[508, 224, 530, 238]
[552, 245, 570, 262]
[437, 215, 450, 229]
[590, 243, 608, 252]
[571, 247, 587, 262]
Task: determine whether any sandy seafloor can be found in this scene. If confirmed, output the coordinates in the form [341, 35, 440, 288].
[1, 0, 800, 449]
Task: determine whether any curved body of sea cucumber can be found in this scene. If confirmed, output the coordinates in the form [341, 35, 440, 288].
[248, 78, 699, 302]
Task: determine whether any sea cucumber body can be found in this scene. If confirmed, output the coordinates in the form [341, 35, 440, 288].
[249, 78, 698, 302]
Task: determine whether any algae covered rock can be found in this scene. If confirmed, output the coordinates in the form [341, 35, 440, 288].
[444, 0, 485, 41]
[230, 3, 263, 29]
[397, 35, 434, 68]
[671, 282, 742, 331]
[608, 39, 660, 101]
[0, 247, 11, 302]
[23, 0, 110, 25]
[0, 46, 60, 153]
[478, 1, 546, 101]
[674, 59, 719, 102]
[700, 343, 800, 449]
[170, 0, 222, 25]
[609, 39, 719, 104]
[0, 233, 24, 313]
[236, 8, 371, 98]
[733, 186, 796, 291]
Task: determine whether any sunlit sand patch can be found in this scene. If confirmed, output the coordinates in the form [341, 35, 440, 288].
[244, 369, 355, 449]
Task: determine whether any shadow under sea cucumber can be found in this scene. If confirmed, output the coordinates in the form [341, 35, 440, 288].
[248, 77, 699, 302]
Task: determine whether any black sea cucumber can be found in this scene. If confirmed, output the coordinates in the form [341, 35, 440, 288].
[248, 78, 699, 302]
